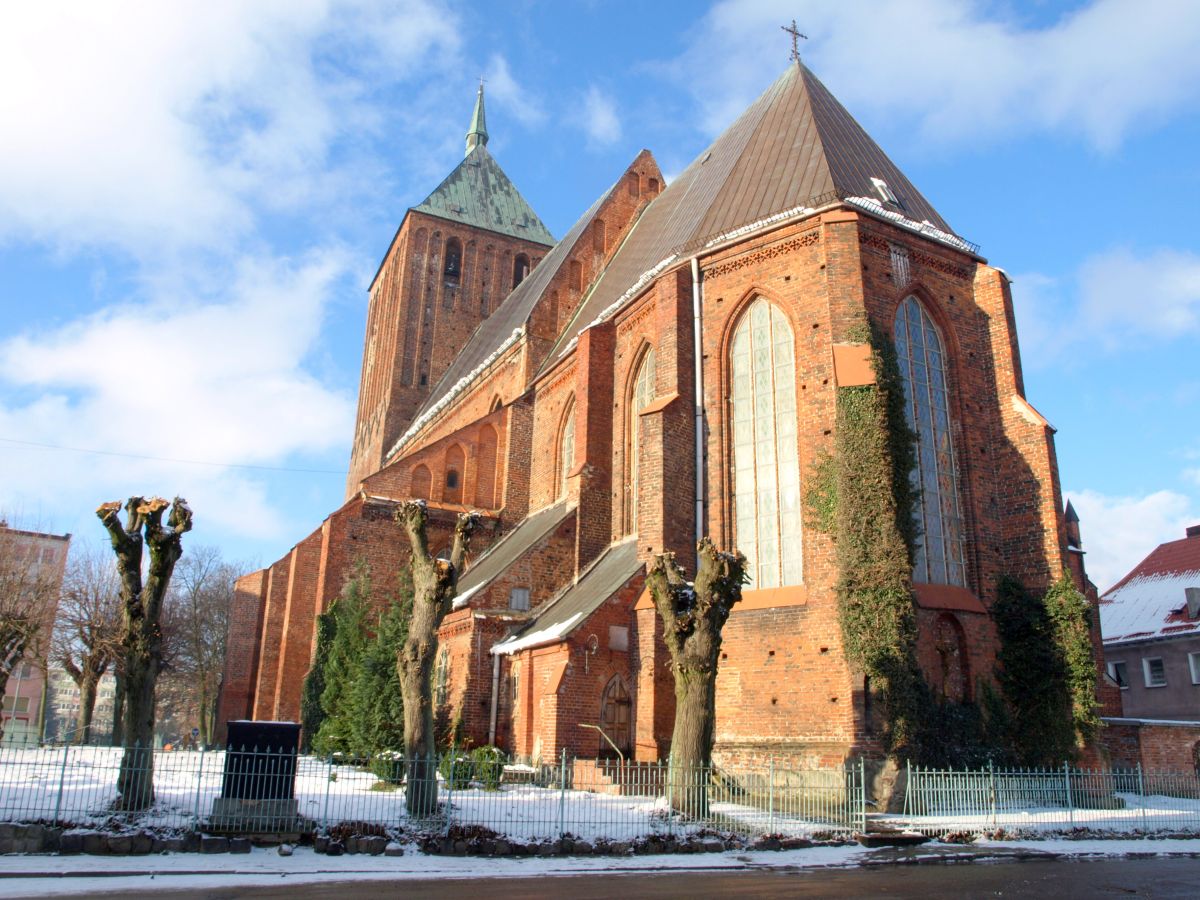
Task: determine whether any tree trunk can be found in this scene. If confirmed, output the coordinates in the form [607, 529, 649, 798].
[116, 631, 160, 808]
[76, 673, 99, 745]
[647, 538, 746, 817]
[394, 502, 477, 817]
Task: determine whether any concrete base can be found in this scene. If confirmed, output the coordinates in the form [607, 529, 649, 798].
[208, 797, 303, 833]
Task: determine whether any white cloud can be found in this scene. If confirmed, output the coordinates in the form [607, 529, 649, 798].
[1077, 247, 1200, 343]
[1013, 246, 1200, 365]
[486, 55, 547, 128]
[671, 0, 1200, 149]
[0, 249, 356, 543]
[0, 0, 461, 258]
[1065, 488, 1199, 592]
[579, 86, 622, 147]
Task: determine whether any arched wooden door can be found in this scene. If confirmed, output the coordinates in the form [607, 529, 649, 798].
[599, 675, 632, 759]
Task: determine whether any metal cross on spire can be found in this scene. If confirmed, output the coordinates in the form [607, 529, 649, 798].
[781, 19, 808, 62]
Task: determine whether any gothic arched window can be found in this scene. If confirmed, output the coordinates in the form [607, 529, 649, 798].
[627, 347, 655, 533]
[894, 296, 966, 586]
[558, 398, 576, 500]
[730, 298, 802, 589]
[444, 237, 462, 281]
[513, 254, 530, 289]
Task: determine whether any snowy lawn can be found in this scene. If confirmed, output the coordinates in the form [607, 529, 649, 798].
[0, 748, 853, 839]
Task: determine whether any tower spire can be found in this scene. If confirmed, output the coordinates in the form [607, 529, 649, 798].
[465, 79, 488, 156]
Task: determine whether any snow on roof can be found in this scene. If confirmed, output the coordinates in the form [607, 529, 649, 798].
[843, 196, 978, 255]
[1100, 531, 1200, 645]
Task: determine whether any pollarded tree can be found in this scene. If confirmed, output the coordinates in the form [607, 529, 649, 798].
[646, 538, 748, 816]
[394, 501, 477, 816]
[53, 543, 122, 744]
[96, 496, 192, 810]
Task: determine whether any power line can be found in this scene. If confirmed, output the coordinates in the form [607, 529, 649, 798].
[0, 436, 347, 476]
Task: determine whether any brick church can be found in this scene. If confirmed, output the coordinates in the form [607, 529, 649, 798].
[219, 61, 1110, 766]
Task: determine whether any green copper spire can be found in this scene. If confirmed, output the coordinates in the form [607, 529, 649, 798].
[465, 81, 488, 156]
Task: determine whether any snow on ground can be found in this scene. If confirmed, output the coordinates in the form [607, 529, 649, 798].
[1, 838, 1199, 897]
[0, 747, 855, 839]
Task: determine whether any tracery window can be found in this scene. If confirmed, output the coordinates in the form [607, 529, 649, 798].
[894, 296, 966, 586]
[730, 298, 802, 588]
[558, 399, 576, 499]
[628, 347, 656, 533]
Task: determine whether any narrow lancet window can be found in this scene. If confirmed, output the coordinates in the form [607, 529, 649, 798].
[628, 347, 655, 533]
[894, 297, 966, 586]
[730, 298, 802, 588]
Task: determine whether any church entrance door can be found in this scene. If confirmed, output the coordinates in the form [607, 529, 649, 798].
[599, 675, 631, 759]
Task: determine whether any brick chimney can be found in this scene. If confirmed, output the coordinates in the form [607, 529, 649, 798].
[1187, 524, 1200, 539]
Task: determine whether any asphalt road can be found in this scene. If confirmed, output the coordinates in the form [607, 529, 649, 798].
[59, 857, 1200, 899]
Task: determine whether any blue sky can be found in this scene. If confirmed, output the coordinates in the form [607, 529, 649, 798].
[1, 0, 1198, 590]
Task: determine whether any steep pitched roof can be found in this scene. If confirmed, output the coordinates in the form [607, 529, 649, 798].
[453, 501, 575, 608]
[1100, 529, 1200, 644]
[412, 144, 554, 246]
[543, 62, 960, 367]
[492, 538, 642, 654]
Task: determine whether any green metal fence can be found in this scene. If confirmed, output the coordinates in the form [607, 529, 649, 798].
[0, 743, 865, 841]
[901, 761, 1200, 835]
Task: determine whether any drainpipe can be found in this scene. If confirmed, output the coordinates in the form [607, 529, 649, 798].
[690, 256, 706, 558]
[488, 651, 501, 746]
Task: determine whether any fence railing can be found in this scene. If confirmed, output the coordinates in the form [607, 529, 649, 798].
[4, 744, 1199, 843]
[901, 761, 1200, 835]
[0, 744, 864, 841]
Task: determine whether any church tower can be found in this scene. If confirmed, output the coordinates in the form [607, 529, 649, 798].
[346, 85, 555, 497]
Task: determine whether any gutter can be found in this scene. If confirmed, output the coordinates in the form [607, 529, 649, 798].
[690, 256, 706, 558]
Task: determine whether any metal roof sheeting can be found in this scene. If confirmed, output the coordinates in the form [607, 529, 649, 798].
[493, 539, 642, 654]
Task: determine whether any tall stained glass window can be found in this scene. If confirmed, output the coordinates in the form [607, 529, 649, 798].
[894, 296, 966, 586]
[730, 298, 802, 588]
[628, 347, 656, 533]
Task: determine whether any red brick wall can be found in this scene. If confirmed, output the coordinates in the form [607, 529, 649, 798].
[216, 570, 267, 741]
[347, 209, 550, 495]
[1103, 720, 1200, 772]
[251, 557, 292, 720]
[271, 528, 324, 722]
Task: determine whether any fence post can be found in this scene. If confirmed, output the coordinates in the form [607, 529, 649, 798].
[558, 748, 568, 840]
[1136, 763, 1147, 835]
[1063, 761, 1074, 826]
[52, 742, 71, 826]
[444, 745, 456, 837]
[768, 756, 775, 834]
[860, 758, 867, 833]
[192, 745, 206, 828]
[989, 759, 996, 828]
[322, 754, 333, 827]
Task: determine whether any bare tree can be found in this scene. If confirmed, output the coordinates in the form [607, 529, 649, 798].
[0, 520, 66, 743]
[96, 496, 192, 810]
[646, 538, 747, 816]
[394, 501, 477, 816]
[159, 546, 238, 747]
[53, 543, 122, 744]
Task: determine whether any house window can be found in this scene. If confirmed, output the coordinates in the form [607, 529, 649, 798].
[1189, 652, 1200, 685]
[444, 237, 463, 281]
[558, 399, 575, 499]
[1143, 657, 1167, 688]
[513, 254, 530, 289]
[890, 244, 911, 287]
[871, 177, 899, 205]
[1107, 660, 1129, 689]
[895, 297, 967, 587]
[628, 346, 656, 533]
[730, 298, 802, 589]
[608, 625, 629, 652]
[434, 648, 449, 707]
[509, 587, 530, 611]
